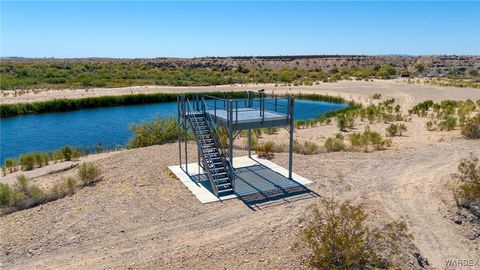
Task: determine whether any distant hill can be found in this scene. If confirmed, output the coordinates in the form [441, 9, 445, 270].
[2, 55, 479, 74]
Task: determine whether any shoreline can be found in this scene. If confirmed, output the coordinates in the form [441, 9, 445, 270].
[2, 79, 479, 108]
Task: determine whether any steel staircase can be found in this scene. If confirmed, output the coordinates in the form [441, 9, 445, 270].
[187, 108, 234, 197]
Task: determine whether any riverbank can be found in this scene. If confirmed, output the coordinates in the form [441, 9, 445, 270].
[2, 79, 480, 111]
[0, 90, 346, 118]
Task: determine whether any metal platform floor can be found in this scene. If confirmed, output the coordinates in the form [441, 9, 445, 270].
[168, 155, 313, 204]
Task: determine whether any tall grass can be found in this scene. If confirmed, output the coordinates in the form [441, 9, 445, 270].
[0, 92, 248, 118]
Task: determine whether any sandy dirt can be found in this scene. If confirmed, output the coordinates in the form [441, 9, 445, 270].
[3, 80, 480, 110]
[1, 82, 480, 269]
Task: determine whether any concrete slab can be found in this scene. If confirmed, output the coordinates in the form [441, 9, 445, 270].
[168, 155, 312, 204]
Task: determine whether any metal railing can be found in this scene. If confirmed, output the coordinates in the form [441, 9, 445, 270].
[185, 99, 222, 196]
[200, 97, 235, 189]
[201, 92, 291, 124]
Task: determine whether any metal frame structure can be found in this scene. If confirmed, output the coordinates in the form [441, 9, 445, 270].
[177, 91, 295, 197]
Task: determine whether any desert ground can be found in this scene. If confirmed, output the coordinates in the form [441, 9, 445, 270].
[1, 81, 480, 269]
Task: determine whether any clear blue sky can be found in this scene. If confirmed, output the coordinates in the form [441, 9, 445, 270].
[1, 1, 479, 58]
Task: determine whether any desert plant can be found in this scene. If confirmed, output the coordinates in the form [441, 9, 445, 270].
[263, 127, 278, 135]
[78, 162, 102, 185]
[386, 123, 399, 137]
[61, 146, 74, 161]
[325, 136, 345, 152]
[4, 158, 17, 173]
[19, 153, 35, 170]
[0, 183, 19, 207]
[461, 114, 480, 139]
[371, 93, 382, 99]
[302, 141, 319, 155]
[453, 155, 480, 218]
[297, 197, 411, 269]
[439, 116, 457, 131]
[336, 114, 347, 131]
[127, 117, 179, 148]
[398, 123, 407, 136]
[15, 174, 29, 194]
[256, 141, 275, 159]
[65, 177, 77, 194]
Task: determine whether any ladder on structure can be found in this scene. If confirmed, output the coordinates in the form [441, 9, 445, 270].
[182, 97, 234, 197]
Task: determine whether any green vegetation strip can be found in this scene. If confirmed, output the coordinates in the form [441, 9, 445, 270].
[0, 92, 347, 118]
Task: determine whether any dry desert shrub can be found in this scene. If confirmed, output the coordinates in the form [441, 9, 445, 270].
[453, 155, 480, 218]
[297, 197, 412, 269]
[78, 162, 102, 185]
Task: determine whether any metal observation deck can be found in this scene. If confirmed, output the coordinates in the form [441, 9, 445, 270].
[177, 91, 295, 198]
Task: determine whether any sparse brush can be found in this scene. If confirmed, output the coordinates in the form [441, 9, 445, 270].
[263, 127, 278, 135]
[256, 141, 275, 159]
[325, 137, 345, 152]
[78, 162, 102, 185]
[302, 141, 319, 155]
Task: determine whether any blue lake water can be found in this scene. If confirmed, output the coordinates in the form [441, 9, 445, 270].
[0, 99, 346, 162]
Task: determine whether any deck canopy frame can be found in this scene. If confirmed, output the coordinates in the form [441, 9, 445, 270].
[177, 90, 295, 183]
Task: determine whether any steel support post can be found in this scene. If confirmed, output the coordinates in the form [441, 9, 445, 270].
[288, 96, 295, 179]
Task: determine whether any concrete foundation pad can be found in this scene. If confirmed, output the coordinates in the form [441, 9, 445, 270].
[168, 155, 312, 204]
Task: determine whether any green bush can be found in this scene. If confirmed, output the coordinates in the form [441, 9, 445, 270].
[349, 127, 390, 152]
[386, 123, 398, 137]
[325, 136, 345, 152]
[439, 116, 457, 131]
[0, 183, 19, 207]
[78, 162, 102, 185]
[386, 123, 407, 137]
[127, 117, 178, 148]
[336, 114, 347, 131]
[19, 153, 35, 170]
[61, 146, 74, 161]
[297, 197, 411, 269]
[3, 158, 18, 173]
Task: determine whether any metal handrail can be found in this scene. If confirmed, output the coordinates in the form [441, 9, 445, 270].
[202, 99, 233, 164]
[185, 99, 221, 196]
[201, 97, 235, 188]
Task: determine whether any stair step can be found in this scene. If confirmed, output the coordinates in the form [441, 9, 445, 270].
[217, 182, 231, 188]
[214, 177, 229, 182]
[218, 188, 233, 194]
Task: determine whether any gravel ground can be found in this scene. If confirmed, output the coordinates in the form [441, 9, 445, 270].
[1, 82, 480, 269]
